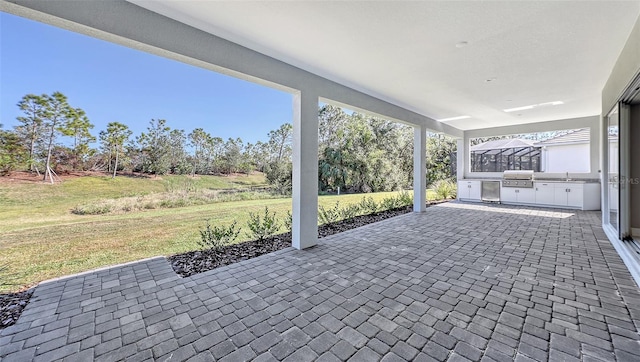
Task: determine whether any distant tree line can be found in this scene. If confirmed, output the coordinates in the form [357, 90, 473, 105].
[0, 92, 456, 192]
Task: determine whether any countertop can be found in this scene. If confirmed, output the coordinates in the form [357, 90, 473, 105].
[460, 178, 601, 184]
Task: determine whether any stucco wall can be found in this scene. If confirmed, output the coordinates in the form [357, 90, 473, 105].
[543, 143, 590, 173]
[602, 15, 640, 115]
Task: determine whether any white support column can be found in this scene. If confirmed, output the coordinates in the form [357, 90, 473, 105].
[292, 91, 319, 250]
[456, 138, 465, 180]
[413, 125, 427, 212]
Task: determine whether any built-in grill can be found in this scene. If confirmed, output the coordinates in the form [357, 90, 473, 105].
[502, 170, 534, 188]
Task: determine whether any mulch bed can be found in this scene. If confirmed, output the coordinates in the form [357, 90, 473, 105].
[0, 201, 447, 330]
[0, 289, 33, 330]
[169, 203, 447, 278]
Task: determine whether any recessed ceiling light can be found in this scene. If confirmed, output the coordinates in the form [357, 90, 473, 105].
[455, 41, 468, 48]
[504, 105, 535, 112]
[504, 100, 563, 113]
[438, 115, 471, 122]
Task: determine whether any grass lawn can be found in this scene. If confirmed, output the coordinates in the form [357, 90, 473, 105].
[0, 173, 437, 292]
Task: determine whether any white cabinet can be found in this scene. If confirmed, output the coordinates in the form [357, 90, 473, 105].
[535, 183, 556, 205]
[501, 187, 535, 204]
[462, 180, 601, 210]
[553, 184, 584, 207]
[532, 182, 600, 210]
[458, 180, 481, 201]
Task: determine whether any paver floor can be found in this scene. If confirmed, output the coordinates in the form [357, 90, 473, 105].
[1, 202, 640, 361]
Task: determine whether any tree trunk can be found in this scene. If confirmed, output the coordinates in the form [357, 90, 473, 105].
[107, 148, 112, 173]
[43, 126, 55, 184]
[28, 126, 37, 173]
[112, 145, 119, 179]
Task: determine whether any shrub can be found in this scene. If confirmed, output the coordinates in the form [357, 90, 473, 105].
[284, 210, 293, 232]
[397, 190, 413, 206]
[247, 206, 280, 242]
[318, 201, 341, 225]
[380, 191, 413, 210]
[340, 203, 362, 220]
[199, 219, 241, 250]
[359, 196, 379, 214]
[380, 195, 402, 210]
[433, 179, 457, 200]
[71, 203, 113, 215]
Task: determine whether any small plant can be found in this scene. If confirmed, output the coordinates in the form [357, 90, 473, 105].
[247, 206, 280, 242]
[380, 195, 401, 210]
[380, 190, 413, 211]
[318, 201, 341, 225]
[433, 179, 457, 200]
[284, 210, 293, 232]
[340, 203, 362, 220]
[199, 219, 241, 250]
[359, 196, 379, 214]
[397, 190, 413, 206]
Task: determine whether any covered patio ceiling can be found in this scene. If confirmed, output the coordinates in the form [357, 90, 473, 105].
[131, 1, 640, 131]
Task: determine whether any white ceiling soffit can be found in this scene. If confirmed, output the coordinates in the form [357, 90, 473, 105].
[131, 1, 640, 131]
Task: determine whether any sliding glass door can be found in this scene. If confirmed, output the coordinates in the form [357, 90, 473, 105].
[607, 106, 619, 234]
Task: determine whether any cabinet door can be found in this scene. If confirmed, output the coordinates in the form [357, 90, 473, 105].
[517, 188, 535, 204]
[566, 185, 583, 208]
[468, 182, 482, 200]
[554, 187, 568, 206]
[501, 188, 518, 203]
[535, 183, 555, 205]
[457, 182, 467, 199]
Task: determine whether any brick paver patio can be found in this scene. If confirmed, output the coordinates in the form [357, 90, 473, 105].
[1, 202, 639, 361]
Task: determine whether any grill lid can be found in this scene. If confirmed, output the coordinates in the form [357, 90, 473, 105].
[502, 170, 534, 180]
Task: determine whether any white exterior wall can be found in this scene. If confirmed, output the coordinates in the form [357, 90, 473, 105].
[543, 144, 590, 173]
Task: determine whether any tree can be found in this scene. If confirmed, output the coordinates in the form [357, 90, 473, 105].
[204, 136, 224, 174]
[425, 133, 457, 185]
[0, 128, 28, 175]
[168, 129, 190, 174]
[15, 94, 46, 173]
[61, 108, 95, 170]
[188, 128, 209, 176]
[137, 119, 171, 175]
[221, 137, 244, 174]
[40, 92, 78, 183]
[264, 123, 293, 192]
[100, 122, 132, 178]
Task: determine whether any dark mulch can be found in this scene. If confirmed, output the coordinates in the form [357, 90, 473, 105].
[0, 289, 33, 330]
[169, 202, 446, 278]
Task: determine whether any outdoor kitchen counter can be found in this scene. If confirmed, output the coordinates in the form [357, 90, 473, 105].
[457, 179, 601, 210]
[459, 178, 600, 183]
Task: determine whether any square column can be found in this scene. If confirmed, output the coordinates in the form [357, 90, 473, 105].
[456, 138, 465, 180]
[292, 91, 319, 249]
[413, 125, 427, 212]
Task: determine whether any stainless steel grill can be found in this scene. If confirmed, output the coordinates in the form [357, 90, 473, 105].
[502, 170, 534, 188]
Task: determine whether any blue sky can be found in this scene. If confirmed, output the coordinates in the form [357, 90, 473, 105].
[0, 12, 293, 145]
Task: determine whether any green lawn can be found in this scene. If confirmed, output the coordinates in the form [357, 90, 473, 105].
[0, 173, 437, 292]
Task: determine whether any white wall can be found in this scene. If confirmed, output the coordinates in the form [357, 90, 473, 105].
[543, 144, 590, 173]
